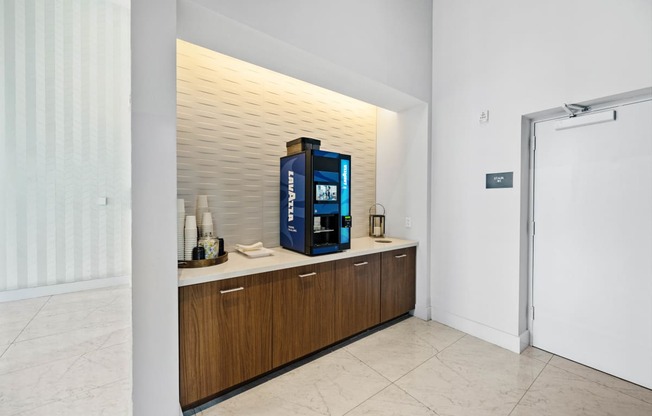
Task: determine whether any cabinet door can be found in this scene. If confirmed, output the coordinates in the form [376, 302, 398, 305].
[179, 273, 273, 408]
[272, 262, 335, 368]
[334, 254, 381, 340]
[380, 247, 416, 322]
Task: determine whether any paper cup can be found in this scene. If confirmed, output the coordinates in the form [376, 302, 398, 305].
[196, 207, 208, 226]
[201, 223, 214, 237]
[202, 212, 213, 225]
[185, 215, 197, 230]
[196, 195, 209, 208]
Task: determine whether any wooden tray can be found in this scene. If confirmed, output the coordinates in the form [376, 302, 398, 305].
[178, 252, 228, 268]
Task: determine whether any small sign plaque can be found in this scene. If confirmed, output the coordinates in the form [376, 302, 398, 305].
[486, 172, 513, 189]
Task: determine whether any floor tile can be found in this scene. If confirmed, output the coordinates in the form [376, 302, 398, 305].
[16, 292, 130, 343]
[0, 323, 127, 375]
[345, 317, 464, 381]
[0, 297, 49, 324]
[201, 349, 390, 416]
[0, 341, 131, 415]
[344, 385, 436, 416]
[102, 326, 132, 349]
[0, 321, 27, 347]
[0, 355, 81, 415]
[0, 297, 49, 346]
[0, 286, 132, 415]
[396, 335, 545, 416]
[510, 365, 652, 416]
[520, 346, 553, 364]
[62, 341, 132, 391]
[38, 285, 130, 318]
[15, 377, 132, 416]
[548, 355, 652, 405]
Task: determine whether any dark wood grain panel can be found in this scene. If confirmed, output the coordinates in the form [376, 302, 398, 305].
[380, 247, 416, 322]
[334, 253, 381, 340]
[272, 262, 335, 368]
[179, 245, 417, 407]
[179, 272, 273, 408]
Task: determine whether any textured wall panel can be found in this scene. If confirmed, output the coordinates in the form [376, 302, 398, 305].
[177, 40, 377, 251]
[0, 0, 131, 291]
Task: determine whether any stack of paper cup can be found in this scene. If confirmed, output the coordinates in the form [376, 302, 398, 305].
[177, 199, 185, 260]
[196, 195, 209, 231]
[201, 212, 214, 236]
[184, 215, 197, 261]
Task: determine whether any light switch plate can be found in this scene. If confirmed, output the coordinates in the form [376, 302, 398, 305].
[486, 172, 513, 189]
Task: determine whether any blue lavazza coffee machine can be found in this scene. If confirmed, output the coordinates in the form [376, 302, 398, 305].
[280, 138, 352, 255]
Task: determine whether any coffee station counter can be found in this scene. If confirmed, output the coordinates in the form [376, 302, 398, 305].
[177, 236, 417, 287]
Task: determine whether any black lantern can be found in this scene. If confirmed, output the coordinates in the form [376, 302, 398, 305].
[368, 203, 386, 238]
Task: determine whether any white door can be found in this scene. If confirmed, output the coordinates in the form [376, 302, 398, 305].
[532, 99, 652, 389]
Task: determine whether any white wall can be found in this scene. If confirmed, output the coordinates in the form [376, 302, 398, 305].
[431, 0, 652, 352]
[184, 0, 432, 105]
[177, 0, 431, 113]
[377, 104, 431, 320]
[131, 0, 179, 414]
[0, 0, 131, 294]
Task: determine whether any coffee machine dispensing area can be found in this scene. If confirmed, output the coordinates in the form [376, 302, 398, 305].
[280, 138, 352, 256]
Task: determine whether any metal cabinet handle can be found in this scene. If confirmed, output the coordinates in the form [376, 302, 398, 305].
[299, 272, 317, 278]
[353, 261, 368, 267]
[220, 287, 244, 294]
[394, 254, 407, 259]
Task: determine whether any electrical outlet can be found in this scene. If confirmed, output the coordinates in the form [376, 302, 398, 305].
[405, 216, 412, 228]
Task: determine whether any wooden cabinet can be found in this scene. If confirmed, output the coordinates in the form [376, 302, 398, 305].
[179, 272, 273, 408]
[380, 247, 416, 322]
[179, 245, 417, 408]
[334, 253, 381, 340]
[272, 261, 336, 367]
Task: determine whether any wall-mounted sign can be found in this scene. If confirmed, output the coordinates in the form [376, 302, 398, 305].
[486, 172, 513, 189]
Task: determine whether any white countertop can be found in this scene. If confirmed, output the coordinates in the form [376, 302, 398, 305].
[178, 236, 417, 287]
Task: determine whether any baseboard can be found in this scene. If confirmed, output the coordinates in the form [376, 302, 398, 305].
[431, 308, 525, 353]
[0, 275, 131, 303]
[519, 329, 531, 353]
[413, 305, 431, 321]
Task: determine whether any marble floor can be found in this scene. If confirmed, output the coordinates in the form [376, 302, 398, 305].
[189, 317, 652, 416]
[2, 288, 651, 416]
[0, 285, 132, 416]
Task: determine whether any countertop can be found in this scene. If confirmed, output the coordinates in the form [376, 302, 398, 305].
[178, 236, 417, 287]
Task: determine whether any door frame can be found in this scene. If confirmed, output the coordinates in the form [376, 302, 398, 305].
[524, 87, 652, 346]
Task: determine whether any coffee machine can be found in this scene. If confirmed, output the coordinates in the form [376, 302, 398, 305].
[280, 138, 352, 255]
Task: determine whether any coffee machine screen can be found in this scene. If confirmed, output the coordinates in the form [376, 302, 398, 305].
[315, 184, 337, 202]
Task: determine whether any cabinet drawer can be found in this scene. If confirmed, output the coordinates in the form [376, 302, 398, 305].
[334, 253, 381, 340]
[380, 247, 416, 322]
[272, 262, 335, 367]
[179, 273, 273, 408]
